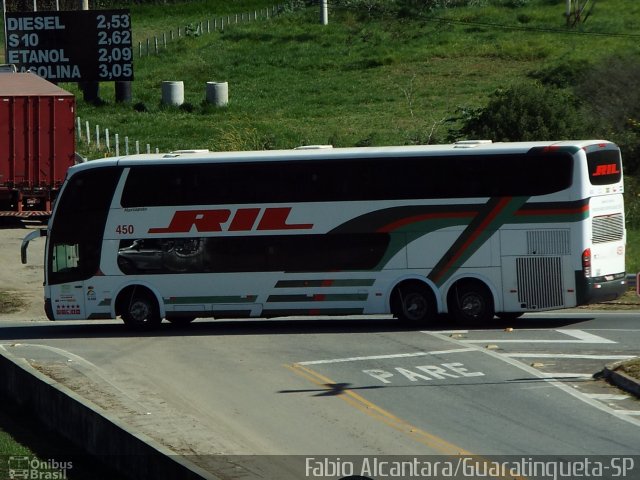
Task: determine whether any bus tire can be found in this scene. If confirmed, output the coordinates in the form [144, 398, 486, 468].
[448, 279, 494, 325]
[121, 289, 162, 330]
[496, 312, 524, 322]
[391, 281, 437, 324]
[167, 316, 196, 326]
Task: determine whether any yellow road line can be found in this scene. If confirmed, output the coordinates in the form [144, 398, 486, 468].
[286, 362, 526, 480]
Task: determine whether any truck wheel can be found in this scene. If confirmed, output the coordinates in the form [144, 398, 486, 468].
[121, 290, 162, 330]
[392, 282, 436, 324]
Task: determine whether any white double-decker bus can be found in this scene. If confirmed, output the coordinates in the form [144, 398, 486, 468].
[22, 140, 627, 329]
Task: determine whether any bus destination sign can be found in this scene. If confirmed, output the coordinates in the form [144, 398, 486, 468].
[5, 9, 133, 82]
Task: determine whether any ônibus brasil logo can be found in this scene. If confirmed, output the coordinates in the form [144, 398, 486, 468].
[7, 456, 72, 479]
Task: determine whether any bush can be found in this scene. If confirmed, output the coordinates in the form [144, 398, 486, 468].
[528, 59, 591, 89]
[624, 175, 640, 229]
[451, 83, 589, 142]
[572, 53, 640, 174]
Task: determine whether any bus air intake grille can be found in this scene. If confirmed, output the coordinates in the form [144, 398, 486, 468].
[592, 213, 624, 244]
[516, 256, 564, 310]
[526, 229, 570, 255]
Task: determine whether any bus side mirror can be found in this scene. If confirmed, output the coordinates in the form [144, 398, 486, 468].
[21, 229, 47, 264]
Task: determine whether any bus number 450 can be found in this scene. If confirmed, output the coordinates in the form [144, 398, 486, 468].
[116, 224, 135, 235]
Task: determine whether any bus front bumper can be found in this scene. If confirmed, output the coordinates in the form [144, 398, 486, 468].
[45, 298, 54, 321]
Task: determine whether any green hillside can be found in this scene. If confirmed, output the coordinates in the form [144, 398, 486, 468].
[2, 0, 640, 269]
[3, 0, 638, 153]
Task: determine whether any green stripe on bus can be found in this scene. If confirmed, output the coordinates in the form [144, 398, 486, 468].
[263, 308, 364, 316]
[512, 199, 589, 223]
[267, 293, 368, 303]
[428, 196, 529, 286]
[274, 279, 376, 288]
[164, 295, 257, 304]
[371, 210, 480, 271]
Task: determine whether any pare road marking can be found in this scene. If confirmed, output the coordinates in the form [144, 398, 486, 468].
[363, 362, 484, 384]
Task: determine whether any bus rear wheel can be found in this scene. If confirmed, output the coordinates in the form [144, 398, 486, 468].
[448, 280, 494, 325]
[496, 312, 524, 322]
[167, 316, 196, 326]
[391, 282, 436, 324]
[121, 290, 162, 330]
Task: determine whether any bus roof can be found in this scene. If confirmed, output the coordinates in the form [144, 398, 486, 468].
[71, 140, 616, 173]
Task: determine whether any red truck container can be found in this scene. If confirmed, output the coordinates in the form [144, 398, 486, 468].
[0, 72, 76, 218]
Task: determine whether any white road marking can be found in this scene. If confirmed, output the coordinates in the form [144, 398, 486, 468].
[557, 329, 617, 343]
[459, 329, 616, 344]
[298, 347, 475, 365]
[584, 393, 630, 401]
[420, 331, 640, 429]
[503, 353, 635, 360]
[363, 362, 485, 384]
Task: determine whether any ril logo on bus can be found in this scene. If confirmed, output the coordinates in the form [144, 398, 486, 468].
[592, 164, 620, 176]
[148, 207, 314, 234]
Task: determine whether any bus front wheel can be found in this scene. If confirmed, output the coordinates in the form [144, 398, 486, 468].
[121, 289, 162, 330]
[391, 282, 436, 324]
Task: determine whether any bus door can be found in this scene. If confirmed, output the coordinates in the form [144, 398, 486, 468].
[47, 241, 87, 320]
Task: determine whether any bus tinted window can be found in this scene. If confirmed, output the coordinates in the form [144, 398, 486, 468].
[120, 152, 573, 207]
[48, 167, 122, 285]
[117, 233, 390, 274]
[587, 150, 622, 185]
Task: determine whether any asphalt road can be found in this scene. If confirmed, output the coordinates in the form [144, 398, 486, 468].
[1, 311, 639, 478]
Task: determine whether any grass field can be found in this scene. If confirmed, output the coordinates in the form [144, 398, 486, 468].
[4, 0, 639, 152]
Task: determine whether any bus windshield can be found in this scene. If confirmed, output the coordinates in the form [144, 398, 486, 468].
[47, 166, 121, 285]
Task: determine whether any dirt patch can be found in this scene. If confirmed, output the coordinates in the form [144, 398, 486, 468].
[0, 226, 47, 322]
[0, 291, 27, 314]
[577, 289, 640, 310]
[618, 358, 640, 380]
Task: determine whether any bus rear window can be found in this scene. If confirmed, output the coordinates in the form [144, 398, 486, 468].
[587, 150, 622, 185]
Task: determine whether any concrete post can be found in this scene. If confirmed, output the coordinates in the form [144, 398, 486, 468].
[161, 81, 184, 106]
[206, 81, 228, 107]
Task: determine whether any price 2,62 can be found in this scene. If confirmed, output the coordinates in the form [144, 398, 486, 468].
[98, 30, 131, 46]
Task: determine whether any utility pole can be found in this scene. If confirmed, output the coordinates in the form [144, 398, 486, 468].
[320, 0, 328, 25]
[79, 0, 100, 102]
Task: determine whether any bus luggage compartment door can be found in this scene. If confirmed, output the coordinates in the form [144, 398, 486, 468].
[501, 255, 574, 311]
[48, 282, 87, 320]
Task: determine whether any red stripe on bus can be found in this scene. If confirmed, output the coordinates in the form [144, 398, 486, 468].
[432, 197, 512, 284]
[515, 204, 589, 216]
[377, 211, 476, 233]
